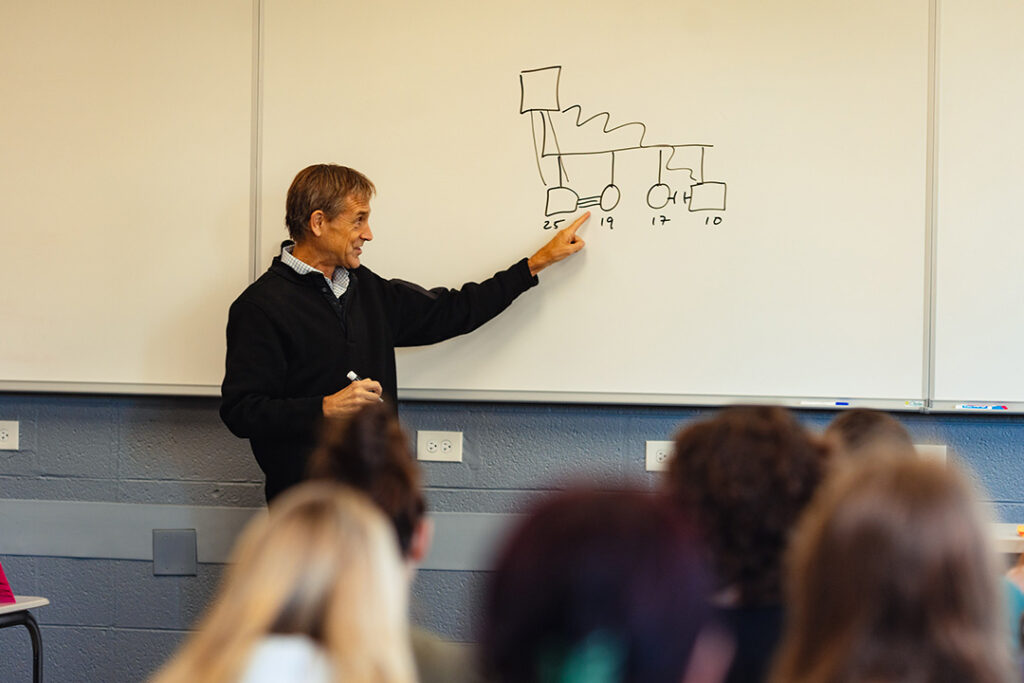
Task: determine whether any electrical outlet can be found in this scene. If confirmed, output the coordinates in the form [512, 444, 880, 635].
[0, 421, 19, 451]
[645, 440, 674, 472]
[418, 430, 463, 462]
[915, 443, 947, 464]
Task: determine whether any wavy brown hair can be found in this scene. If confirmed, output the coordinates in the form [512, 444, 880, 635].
[770, 455, 1013, 683]
[665, 405, 829, 604]
[308, 403, 425, 557]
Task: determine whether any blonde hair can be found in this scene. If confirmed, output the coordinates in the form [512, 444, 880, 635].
[152, 482, 415, 683]
[770, 455, 1013, 683]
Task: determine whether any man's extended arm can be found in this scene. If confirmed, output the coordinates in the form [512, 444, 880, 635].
[388, 212, 590, 347]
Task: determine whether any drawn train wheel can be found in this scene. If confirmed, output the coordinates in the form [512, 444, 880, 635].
[646, 183, 671, 210]
[600, 184, 621, 212]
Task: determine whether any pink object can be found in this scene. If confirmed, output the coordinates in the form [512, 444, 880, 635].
[0, 561, 15, 604]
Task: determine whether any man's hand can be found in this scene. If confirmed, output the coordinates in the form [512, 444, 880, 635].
[527, 211, 589, 276]
[322, 378, 383, 417]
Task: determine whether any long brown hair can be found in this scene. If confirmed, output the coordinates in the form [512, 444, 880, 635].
[770, 456, 1013, 683]
[151, 482, 415, 683]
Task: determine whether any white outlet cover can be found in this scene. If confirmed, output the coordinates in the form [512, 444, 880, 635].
[645, 440, 674, 472]
[914, 443, 947, 463]
[0, 420, 20, 451]
[417, 430, 463, 462]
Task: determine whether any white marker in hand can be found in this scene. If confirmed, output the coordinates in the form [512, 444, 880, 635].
[347, 370, 384, 402]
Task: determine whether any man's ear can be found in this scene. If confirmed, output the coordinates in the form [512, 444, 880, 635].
[408, 518, 434, 565]
[308, 210, 325, 238]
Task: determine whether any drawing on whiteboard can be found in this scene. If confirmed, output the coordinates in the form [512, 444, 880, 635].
[520, 65, 727, 217]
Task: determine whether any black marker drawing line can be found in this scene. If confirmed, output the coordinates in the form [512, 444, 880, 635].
[520, 65, 727, 216]
[519, 68, 561, 113]
[539, 112, 549, 181]
[533, 109, 569, 187]
[539, 139, 711, 185]
[553, 105, 714, 153]
[558, 105, 647, 144]
[540, 144, 711, 155]
[529, 112, 546, 185]
[665, 146, 705, 185]
[541, 144, 705, 185]
[530, 106, 555, 187]
[543, 111, 570, 185]
[688, 184, 727, 213]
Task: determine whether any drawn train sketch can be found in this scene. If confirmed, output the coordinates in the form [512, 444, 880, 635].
[520, 66, 727, 217]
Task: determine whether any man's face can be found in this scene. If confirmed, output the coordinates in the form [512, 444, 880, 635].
[321, 195, 373, 269]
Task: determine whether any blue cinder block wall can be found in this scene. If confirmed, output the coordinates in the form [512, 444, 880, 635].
[1, 393, 1023, 681]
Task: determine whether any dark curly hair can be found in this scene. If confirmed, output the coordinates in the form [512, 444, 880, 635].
[665, 406, 829, 604]
[307, 403, 425, 557]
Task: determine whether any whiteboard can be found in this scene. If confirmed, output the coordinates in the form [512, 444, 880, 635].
[932, 0, 1024, 406]
[261, 0, 930, 403]
[0, 0, 253, 391]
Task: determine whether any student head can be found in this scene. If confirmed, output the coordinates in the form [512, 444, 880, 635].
[770, 455, 1012, 683]
[152, 482, 415, 683]
[307, 403, 430, 567]
[665, 405, 829, 605]
[285, 164, 376, 243]
[824, 408, 916, 459]
[480, 488, 732, 683]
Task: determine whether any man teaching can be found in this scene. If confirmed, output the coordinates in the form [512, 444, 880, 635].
[221, 164, 589, 502]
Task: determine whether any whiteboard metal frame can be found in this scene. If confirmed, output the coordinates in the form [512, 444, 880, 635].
[0, 379, 926, 411]
[0, 381, 220, 398]
[397, 389, 929, 412]
[4, 379, 1024, 414]
[924, 0, 940, 407]
[928, 400, 1024, 414]
[249, 0, 265, 283]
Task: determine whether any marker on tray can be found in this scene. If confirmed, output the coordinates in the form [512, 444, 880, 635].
[347, 370, 384, 402]
[954, 404, 1008, 411]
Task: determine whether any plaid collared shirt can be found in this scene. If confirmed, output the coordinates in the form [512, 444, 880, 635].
[280, 244, 350, 298]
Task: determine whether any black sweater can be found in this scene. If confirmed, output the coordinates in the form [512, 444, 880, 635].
[221, 256, 537, 502]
